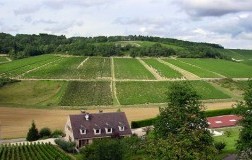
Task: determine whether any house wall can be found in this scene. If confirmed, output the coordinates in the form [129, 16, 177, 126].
[64, 116, 74, 142]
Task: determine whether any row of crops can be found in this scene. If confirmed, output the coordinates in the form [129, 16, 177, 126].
[0, 143, 73, 160]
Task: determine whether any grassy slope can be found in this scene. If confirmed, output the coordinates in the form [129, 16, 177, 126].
[0, 57, 9, 63]
[60, 81, 112, 106]
[143, 58, 182, 78]
[164, 59, 221, 78]
[116, 81, 230, 105]
[180, 58, 252, 78]
[114, 58, 155, 79]
[0, 80, 65, 108]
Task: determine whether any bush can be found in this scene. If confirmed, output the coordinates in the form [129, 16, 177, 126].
[52, 129, 64, 138]
[214, 142, 226, 153]
[39, 127, 52, 138]
[0, 78, 20, 87]
[131, 118, 157, 129]
[54, 139, 76, 153]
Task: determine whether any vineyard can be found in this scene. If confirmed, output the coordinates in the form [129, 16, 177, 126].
[0, 143, 73, 160]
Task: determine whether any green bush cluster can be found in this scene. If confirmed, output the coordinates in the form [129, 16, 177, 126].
[54, 139, 76, 153]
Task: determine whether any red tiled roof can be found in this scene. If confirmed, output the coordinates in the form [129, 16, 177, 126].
[207, 115, 242, 128]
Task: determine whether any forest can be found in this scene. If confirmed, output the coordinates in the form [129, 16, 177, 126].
[0, 32, 227, 59]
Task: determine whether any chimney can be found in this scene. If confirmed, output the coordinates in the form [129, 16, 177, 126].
[85, 113, 89, 121]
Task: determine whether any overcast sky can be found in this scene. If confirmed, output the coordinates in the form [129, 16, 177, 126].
[0, 0, 252, 49]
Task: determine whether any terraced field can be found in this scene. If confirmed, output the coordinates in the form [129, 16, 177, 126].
[116, 81, 231, 105]
[179, 58, 252, 78]
[164, 59, 221, 78]
[60, 81, 112, 106]
[114, 58, 155, 79]
[0, 55, 61, 78]
[142, 58, 182, 78]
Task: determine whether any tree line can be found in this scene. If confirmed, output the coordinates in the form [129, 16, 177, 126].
[0, 32, 227, 59]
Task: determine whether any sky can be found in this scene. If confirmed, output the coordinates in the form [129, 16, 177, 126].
[0, 0, 252, 49]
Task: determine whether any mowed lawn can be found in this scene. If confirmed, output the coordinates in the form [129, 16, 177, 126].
[116, 81, 231, 105]
[164, 59, 221, 78]
[23, 56, 85, 79]
[142, 58, 182, 78]
[77, 57, 111, 79]
[0, 80, 66, 108]
[114, 58, 155, 79]
[0, 54, 60, 78]
[179, 58, 252, 78]
[60, 81, 113, 106]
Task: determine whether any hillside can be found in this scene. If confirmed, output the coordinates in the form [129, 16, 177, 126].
[1, 32, 251, 60]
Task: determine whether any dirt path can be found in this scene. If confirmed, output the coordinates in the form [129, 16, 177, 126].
[137, 58, 165, 80]
[157, 59, 200, 80]
[6, 57, 12, 62]
[17, 58, 63, 78]
[77, 57, 89, 69]
[111, 57, 120, 105]
[177, 59, 226, 78]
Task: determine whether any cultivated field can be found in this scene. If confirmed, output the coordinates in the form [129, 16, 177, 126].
[116, 81, 230, 105]
[114, 58, 155, 79]
[164, 59, 222, 78]
[179, 58, 252, 78]
[142, 58, 182, 78]
[60, 81, 112, 106]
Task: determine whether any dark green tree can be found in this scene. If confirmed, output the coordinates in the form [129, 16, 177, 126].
[39, 127, 52, 138]
[150, 82, 216, 159]
[236, 80, 252, 159]
[26, 121, 39, 141]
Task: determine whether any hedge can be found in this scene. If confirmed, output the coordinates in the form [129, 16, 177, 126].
[131, 108, 234, 129]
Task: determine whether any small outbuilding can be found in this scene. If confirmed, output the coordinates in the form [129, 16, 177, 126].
[65, 111, 132, 148]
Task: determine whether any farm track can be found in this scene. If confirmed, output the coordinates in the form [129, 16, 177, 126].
[157, 59, 200, 80]
[111, 57, 120, 105]
[77, 57, 89, 69]
[177, 59, 226, 78]
[137, 58, 165, 80]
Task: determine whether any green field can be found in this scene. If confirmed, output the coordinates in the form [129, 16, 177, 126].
[142, 58, 182, 78]
[116, 81, 230, 105]
[77, 57, 111, 79]
[0, 143, 73, 160]
[0, 57, 9, 63]
[0, 80, 66, 108]
[0, 55, 61, 78]
[60, 81, 112, 106]
[114, 58, 155, 79]
[179, 58, 252, 78]
[164, 59, 221, 78]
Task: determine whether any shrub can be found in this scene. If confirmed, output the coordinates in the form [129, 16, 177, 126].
[39, 127, 52, 138]
[54, 139, 76, 153]
[214, 142, 226, 153]
[205, 108, 234, 117]
[131, 118, 156, 129]
[52, 129, 65, 138]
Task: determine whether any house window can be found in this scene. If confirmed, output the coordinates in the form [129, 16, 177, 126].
[118, 126, 124, 131]
[105, 128, 112, 134]
[94, 129, 101, 135]
[67, 125, 71, 131]
[80, 129, 86, 135]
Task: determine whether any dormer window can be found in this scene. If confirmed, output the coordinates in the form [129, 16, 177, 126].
[118, 126, 124, 131]
[80, 129, 86, 134]
[105, 128, 113, 134]
[94, 129, 101, 135]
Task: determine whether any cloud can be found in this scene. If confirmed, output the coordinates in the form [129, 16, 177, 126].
[14, 5, 41, 15]
[179, 0, 252, 17]
[44, 21, 83, 33]
[114, 16, 169, 26]
[32, 19, 57, 25]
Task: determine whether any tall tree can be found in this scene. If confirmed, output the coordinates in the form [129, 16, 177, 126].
[150, 82, 216, 159]
[236, 80, 252, 159]
[26, 120, 39, 141]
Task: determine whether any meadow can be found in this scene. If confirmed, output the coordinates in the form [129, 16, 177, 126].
[179, 58, 252, 78]
[142, 58, 182, 78]
[116, 81, 231, 105]
[164, 59, 222, 78]
[0, 80, 66, 108]
[60, 81, 113, 106]
[114, 58, 155, 79]
[0, 57, 9, 63]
